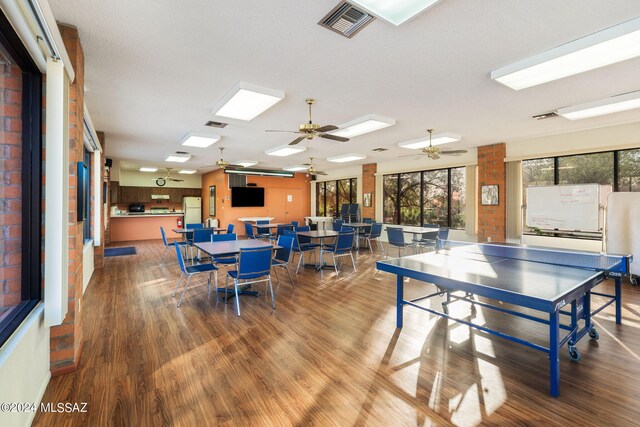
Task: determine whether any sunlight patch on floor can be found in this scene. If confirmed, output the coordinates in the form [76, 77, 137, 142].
[477, 358, 506, 415]
[449, 384, 481, 427]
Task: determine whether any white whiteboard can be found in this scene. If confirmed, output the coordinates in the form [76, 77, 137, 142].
[525, 184, 610, 232]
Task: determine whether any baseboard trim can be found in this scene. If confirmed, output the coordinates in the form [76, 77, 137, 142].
[51, 340, 84, 377]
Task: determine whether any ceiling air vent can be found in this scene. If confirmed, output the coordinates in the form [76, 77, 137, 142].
[372, 147, 388, 152]
[205, 120, 228, 128]
[319, 2, 375, 39]
[532, 112, 558, 120]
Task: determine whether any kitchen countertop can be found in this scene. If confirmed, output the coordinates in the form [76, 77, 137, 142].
[111, 212, 184, 218]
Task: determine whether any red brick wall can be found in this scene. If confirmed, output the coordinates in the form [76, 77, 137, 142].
[50, 24, 86, 374]
[362, 163, 376, 220]
[477, 143, 506, 243]
[0, 60, 23, 317]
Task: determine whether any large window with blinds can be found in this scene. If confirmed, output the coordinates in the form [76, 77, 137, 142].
[0, 12, 43, 346]
[316, 178, 357, 217]
[383, 167, 465, 228]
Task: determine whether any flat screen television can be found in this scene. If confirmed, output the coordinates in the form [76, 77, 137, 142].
[231, 186, 265, 207]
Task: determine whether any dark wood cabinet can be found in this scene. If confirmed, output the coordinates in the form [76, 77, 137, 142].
[110, 181, 120, 204]
[117, 186, 201, 204]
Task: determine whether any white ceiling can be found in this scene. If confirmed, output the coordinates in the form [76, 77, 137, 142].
[48, 0, 640, 173]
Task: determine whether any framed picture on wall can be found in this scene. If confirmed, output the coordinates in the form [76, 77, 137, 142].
[363, 193, 372, 207]
[481, 184, 499, 206]
[209, 185, 216, 216]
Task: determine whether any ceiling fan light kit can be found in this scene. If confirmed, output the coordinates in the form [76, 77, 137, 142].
[329, 114, 396, 138]
[398, 129, 467, 160]
[212, 81, 285, 121]
[180, 131, 220, 148]
[491, 16, 640, 90]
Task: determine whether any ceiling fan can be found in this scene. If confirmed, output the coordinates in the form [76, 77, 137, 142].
[303, 157, 328, 176]
[266, 98, 350, 145]
[215, 147, 230, 169]
[154, 168, 184, 186]
[400, 129, 467, 160]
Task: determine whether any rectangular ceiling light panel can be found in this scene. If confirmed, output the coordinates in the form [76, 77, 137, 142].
[557, 90, 640, 120]
[178, 170, 197, 174]
[139, 167, 157, 172]
[166, 154, 191, 162]
[283, 165, 309, 172]
[213, 81, 285, 121]
[180, 132, 220, 148]
[398, 132, 461, 149]
[326, 153, 367, 163]
[234, 160, 259, 167]
[330, 114, 396, 138]
[491, 17, 640, 90]
[350, 0, 441, 26]
[265, 145, 306, 157]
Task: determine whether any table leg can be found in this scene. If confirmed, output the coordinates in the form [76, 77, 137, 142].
[549, 310, 560, 397]
[397, 275, 404, 329]
[615, 277, 622, 325]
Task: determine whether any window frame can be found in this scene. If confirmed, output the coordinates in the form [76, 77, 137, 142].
[316, 177, 358, 217]
[0, 12, 43, 347]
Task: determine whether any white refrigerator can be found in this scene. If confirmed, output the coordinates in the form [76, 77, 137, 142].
[182, 196, 202, 225]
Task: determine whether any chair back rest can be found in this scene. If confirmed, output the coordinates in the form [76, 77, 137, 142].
[291, 221, 299, 227]
[237, 246, 273, 279]
[193, 228, 213, 243]
[277, 224, 293, 236]
[340, 225, 354, 233]
[274, 235, 294, 263]
[438, 227, 449, 241]
[283, 230, 300, 251]
[420, 230, 439, 240]
[332, 219, 343, 231]
[226, 223, 235, 234]
[423, 223, 438, 228]
[295, 225, 310, 232]
[294, 225, 311, 244]
[211, 233, 237, 242]
[363, 218, 373, 224]
[160, 226, 168, 247]
[244, 222, 255, 238]
[186, 223, 204, 229]
[370, 222, 383, 238]
[335, 231, 355, 252]
[386, 227, 405, 246]
[256, 220, 269, 224]
[174, 242, 187, 273]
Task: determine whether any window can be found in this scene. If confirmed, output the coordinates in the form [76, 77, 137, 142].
[618, 148, 640, 191]
[315, 178, 357, 217]
[383, 167, 466, 228]
[557, 152, 614, 186]
[0, 12, 43, 346]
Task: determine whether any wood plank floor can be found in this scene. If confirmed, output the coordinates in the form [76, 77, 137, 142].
[34, 239, 640, 426]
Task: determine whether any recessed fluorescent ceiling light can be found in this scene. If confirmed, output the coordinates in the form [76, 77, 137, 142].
[234, 160, 258, 167]
[329, 114, 395, 138]
[178, 169, 197, 174]
[283, 165, 309, 172]
[327, 153, 367, 163]
[212, 81, 284, 121]
[491, 16, 640, 90]
[557, 90, 640, 120]
[180, 132, 220, 148]
[350, 0, 440, 26]
[265, 145, 306, 157]
[398, 132, 461, 149]
[166, 154, 191, 162]
[139, 167, 157, 172]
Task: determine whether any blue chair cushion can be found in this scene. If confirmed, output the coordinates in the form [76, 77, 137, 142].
[214, 256, 236, 265]
[227, 270, 268, 280]
[185, 263, 218, 274]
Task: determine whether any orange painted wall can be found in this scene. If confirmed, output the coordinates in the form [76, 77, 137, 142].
[201, 170, 311, 236]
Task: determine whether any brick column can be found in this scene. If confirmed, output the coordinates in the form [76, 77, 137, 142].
[94, 131, 105, 268]
[49, 24, 85, 375]
[362, 163, 376, 220]
[477, 143, 506, 243]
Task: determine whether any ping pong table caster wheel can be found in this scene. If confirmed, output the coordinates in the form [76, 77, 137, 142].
[568, 346, 581, 362]
[588, 327, 599, 341]
[442, 304, 449, 315]
[631, 275, 638, 286]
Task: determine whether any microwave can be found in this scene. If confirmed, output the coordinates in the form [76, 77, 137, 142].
[129, 204, 145, 213]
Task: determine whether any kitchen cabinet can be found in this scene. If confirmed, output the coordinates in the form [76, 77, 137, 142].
[110, 181, 120, 204]
[118, 186, 201, 204]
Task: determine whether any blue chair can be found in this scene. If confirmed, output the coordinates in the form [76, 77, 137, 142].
[332, 219, 343, 232]
[437, 227, 450, 250]
[294, 225, 321, 249]
[385, 227, 416, 257]
[417, 229, 439, 252]
[276, 224, 294, 238]
[225, 246, 275, 316]
[272, 234, 295, 287]
[186, 223, 204, 229]
[192, 228, 214, 262]
[362, 222, 383, 253]
[423, 223, 439, 228]
[363, 218, 373, 224]
[319, 231, 356, 275]
[184, 223, 204, 247]
[244, 222, 256, 239]
[211, 233, 238, 267]
[172, 242, 218, 307]
[255, 220, 272, 240]
[284, 229, 317, 273]
[160, 226, 188, 264]
[225, 223, 235, 234]
[290, 221, 299, 227]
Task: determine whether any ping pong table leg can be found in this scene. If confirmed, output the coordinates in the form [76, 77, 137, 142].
[396, 275, 404, 329]
[549, 310, 560, 397]
[615, 277, 622, 325]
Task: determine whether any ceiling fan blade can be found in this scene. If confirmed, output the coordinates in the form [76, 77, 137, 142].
[266, 129, 302, 133]
[440, 149, 468, 156]
[316, 171, 328, 175]
[429, 153, 441, 160]
[170, 178, 184, 182]
[399, 153, 426, 157]
[288, 136, 306, 145]
[319, 133, 349, 142]
[316, 125, 338, 133]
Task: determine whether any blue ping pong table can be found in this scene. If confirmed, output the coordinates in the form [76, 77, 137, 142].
[376, 241, 631, 397]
